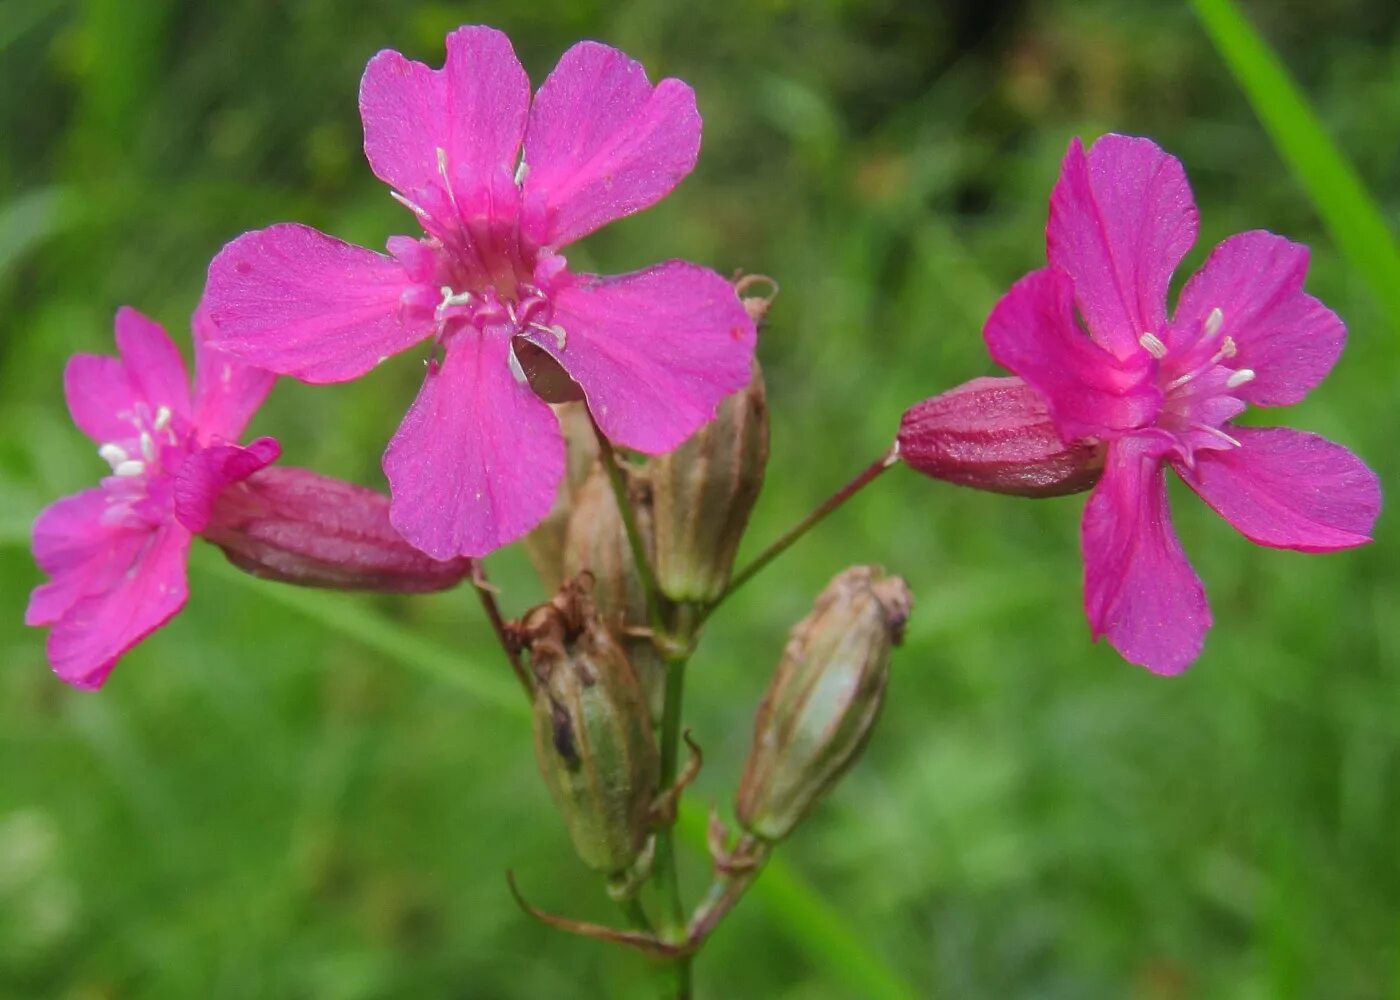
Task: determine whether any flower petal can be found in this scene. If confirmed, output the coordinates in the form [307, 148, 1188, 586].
[1177, 426, 1378, 551]
[383, 328, 564, 559]
[359, 25, 528, 204]
[114, 307, 193, 418]
[64, 353, 141, 445]
[173, 437, 282, 533]
[191, 301, 277, 442]
[204, 224, 429, 383]
[983, 268, 1160, 441]
[524, 262, 755, 453]
[1082, 432, 1210, 675]
[43, 521, 191, 690]
[521, 41, 700, 248]
[26, 489, 146, 627]
[1047, 134, 1198, 357]
[1171, 231, 1344, 406]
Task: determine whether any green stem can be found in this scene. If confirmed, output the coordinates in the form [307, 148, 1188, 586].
[652, 603, 696, 997]
[710, 445, 899, 615]
[592, 424, 667, 637]
[471, 563, 533, 697]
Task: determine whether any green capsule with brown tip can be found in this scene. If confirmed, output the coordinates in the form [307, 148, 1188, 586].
[652, 363, 769, 603]
[736, 566, 912, 842]
[527, 585, 659, 875]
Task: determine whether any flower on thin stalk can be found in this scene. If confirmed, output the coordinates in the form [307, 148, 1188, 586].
[982, 133, 1380, 674]
[202, 26, 757, 559]
[26, 306, 278, 689]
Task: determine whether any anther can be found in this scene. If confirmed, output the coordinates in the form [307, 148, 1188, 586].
[515, 160, 530, 185]
[1203, 307, 1224, 339]
[439, 286, 473, 309]
[1138, 332, 1168, 360]
[1216, 336, 1237, 361]
[153, 406, 172, 431]
[113, 460, 146, 477]
[139, 432, 156, 463]
[1226, 368, 1256, 389]
[98, 444, 128, 468]
[549, 324, 567, 350]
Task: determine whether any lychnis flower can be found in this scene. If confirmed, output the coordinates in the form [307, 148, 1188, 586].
[26, 307, 279, 688]
[982, 133, 1380, 674]
[203, 26, 756, 559]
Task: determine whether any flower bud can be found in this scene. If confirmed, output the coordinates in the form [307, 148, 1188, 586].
[562, 462, 664, 719]
[736, 566, 912, 842]
[897, 376, 1103, 497]
[523, 402, 599, 592]
[652, 363, 769, 603]
[202, 467, 470, 591]
[524, 581, 659, 875]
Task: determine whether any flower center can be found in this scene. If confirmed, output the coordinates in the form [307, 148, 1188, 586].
[98, 403, 180, 480]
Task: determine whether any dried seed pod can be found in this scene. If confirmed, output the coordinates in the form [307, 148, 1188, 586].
[524, 580, 659, 875]
[736, 566, 912, 842]
[897, 376, 1104, 497]
[651, 363, 769, 604]
[522, 402, 599, 592]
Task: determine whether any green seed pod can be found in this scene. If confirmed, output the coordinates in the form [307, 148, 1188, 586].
[526, 582, 659, 875]
[522, 402, 598, 592]
[736, 566, 912, 842]
[562, 462, 664, 720]
[652, 363, 769, 603]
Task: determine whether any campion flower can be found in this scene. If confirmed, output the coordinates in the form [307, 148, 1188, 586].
[26, 307, 278, 689]
[203, 26, 756, 559]
[983, 133, 1380, 674]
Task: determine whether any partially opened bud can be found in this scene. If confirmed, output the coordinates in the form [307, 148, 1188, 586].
[201, 467, 470, 591]
[652, 363, 769, 603]
[563, 462, 664, 719]
[897, 376, 1103, 497]
[736, 566, 911, 842]
[523, 402, 599, 592]
[524, 581, 659, 875]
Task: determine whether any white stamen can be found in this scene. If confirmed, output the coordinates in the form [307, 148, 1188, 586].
[514, 160, 529, 185]
[153, 405, 172, 431]
[1138, 332, 1168, 359]
[390, 190, 430, 219]
[1193, 424, 1242, 449]
[1226, 368, 1256, 389]
[507, 344, 528, 384]
[439, 286, 473, 309]
[549, 323, 567, 350]
[436, 147, 451, 185]
[1204, 307, 1224, 339]
[139, 431, 156, 462]
[113, 460, 146, 477]
[98, 443, 128, 468]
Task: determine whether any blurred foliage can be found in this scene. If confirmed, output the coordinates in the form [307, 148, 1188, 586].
[3, 0, 1400, 997]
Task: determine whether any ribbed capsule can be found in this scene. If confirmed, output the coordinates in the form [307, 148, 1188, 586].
[897, 376, 1103, 497]
[651, 363, 769, 603]
[522, 402, 599, 593]
[736, 566, 912, 842]
[524, 581, 659, 875]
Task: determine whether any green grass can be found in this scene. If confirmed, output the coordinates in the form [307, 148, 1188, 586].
[3, 1, 1400, 997]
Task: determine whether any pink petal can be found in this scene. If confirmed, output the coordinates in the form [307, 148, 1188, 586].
[1082, 432, 1210, 675]
[113, 307, 193, 419]
[983, 268, 1161, 441]
[359, 26, 528, 205]
[204, 224, 429, 383]
[523, 262, 755, 453]
[190, 301, 277, 442]
[64, 353, 141, 444]
[1171, 231, 1344, 406]
[44, 522, 191, 689]
[1047, 135, 1199, 358]
[1177, 426, 1378, 551]
[172, 437, 282, 533]
[383, 328, 564, 559]
[26, 489, 146, 627]
[521, 41, 700, 248]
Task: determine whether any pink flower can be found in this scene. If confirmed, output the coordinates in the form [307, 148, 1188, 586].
[26, 306, 279, 689]
[202, 26, 756, 559]
[983, 133, 1380, 675]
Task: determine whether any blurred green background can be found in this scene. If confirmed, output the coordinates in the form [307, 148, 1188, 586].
[3, 0, 1399, 997]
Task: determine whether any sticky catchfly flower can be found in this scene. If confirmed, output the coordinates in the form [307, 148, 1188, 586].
[26, 307, 279, 689]
[982, 133, 1380, 675]
[202, 26, 756, 559]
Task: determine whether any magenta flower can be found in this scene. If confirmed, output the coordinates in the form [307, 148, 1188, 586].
[26, 307, 279, 689]
[202, 26, 756, 559]
[983, 133, 1380, 674]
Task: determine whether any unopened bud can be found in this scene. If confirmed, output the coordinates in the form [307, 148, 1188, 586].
[897, 376, 1103, 497]
[563, 462, 664, 719]
[652, 363, 769, 603]
[523, 402, 599, 592]
[202, 467, 470, 591]
[736, 566, 911, 842]
[524, 580, 659, 875]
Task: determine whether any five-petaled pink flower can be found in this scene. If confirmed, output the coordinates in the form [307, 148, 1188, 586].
[26, 307, 278, 689]
[202, 26, 756, 559]
[984, 133, 1380, 674]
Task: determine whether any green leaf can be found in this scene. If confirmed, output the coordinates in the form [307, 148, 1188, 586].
[1191, 0, 1400, 332]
